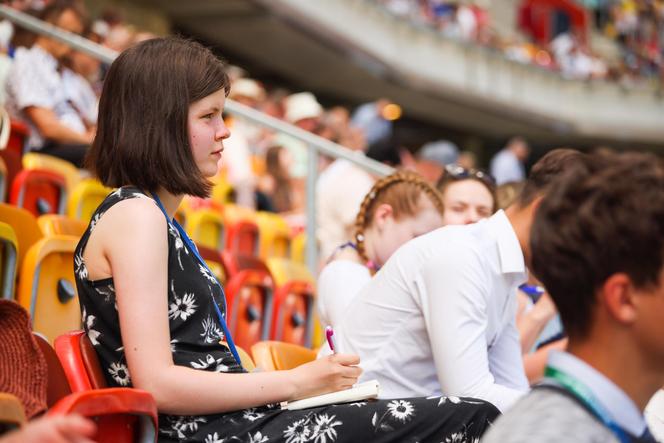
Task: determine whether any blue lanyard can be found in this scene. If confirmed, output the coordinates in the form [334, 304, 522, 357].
[151, 193, 243, 368]
[544, 366, 631, 443]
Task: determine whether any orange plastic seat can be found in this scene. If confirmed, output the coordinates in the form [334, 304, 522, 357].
[267, 258, 316, 347]
[250, 341, 317, 371]
[0, 155, 7, 202]
[220, 341, 256, 372]
[0, 203, 43, 272]
[0, 222, 18, 299]
[6, 120, 29, 157]
[38, 214, 86, 238]
[16, 236, 79, 343]
[67, 179, 112, 222]
[255, 211, 291, 259]
[10, 169, 67, 216]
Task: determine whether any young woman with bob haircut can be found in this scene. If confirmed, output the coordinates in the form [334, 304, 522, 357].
[76, 37, 499, 442]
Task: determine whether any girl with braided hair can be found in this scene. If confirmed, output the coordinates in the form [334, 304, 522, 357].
[317, 170, 445, 330]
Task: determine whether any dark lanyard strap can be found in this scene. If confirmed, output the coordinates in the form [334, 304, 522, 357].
[151, 193, 243, 367]
[544, 366, 632, 443]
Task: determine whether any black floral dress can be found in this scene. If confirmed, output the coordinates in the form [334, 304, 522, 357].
[75, 187, 500, 443]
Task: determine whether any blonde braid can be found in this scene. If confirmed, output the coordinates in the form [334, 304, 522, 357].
[354, 170, 444, 269]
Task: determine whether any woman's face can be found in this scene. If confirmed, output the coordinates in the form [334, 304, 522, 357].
[373, 198, 443, 266]
[441, 179, 494, 226]
[188, 88, 231, 177]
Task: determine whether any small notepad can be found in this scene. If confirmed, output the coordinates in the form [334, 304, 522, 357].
[281, 379, 381, 411]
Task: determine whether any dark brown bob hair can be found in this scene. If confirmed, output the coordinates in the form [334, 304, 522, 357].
[86, 37, 230, 198]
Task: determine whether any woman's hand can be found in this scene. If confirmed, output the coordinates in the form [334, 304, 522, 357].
[288, 353, 362, 400]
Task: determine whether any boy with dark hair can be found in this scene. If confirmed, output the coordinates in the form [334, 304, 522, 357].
[340, 149, 587, 412]
[482, 151, 664, 442]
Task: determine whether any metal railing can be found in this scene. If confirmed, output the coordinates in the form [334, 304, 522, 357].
[0, 5, 395, 274]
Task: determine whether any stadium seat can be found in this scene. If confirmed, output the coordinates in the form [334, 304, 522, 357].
[220, 341, 256, 372]
[222, 253, 275, 350]
[255, 211, 291, 259]
[0, 393, 25, 434]
[0, 222, 18, 299]
[67, 179, 112, 222]
[223, 204, 259, 256]
[0, 156, 7, 202]
[0, 203, 43, 272]
[16, 236, 79, 343]
[23, 152, 82, 192]
[290, 231, 306, 264]
[0, 149, 22, 198]
[266, 258, 316, 347]
[9, 169, 68, 216]
[250, 340, 316, 371]
[38, 214, 87, 238]
[6, 120, 29, 157]
[185, 208, 225, 251]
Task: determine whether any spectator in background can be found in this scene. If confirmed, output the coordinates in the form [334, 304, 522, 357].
[5, 1, 92, 166]
[277, 91, 323, 179]
[490, 136, 530, 185]
[316, 124, 375, 262]
[436, 164, 497, 226]
[352, 98, 402, 164]
[483, 151, 664, 443]
[257, 145, 296, 213]
[412, 139, 459, 182]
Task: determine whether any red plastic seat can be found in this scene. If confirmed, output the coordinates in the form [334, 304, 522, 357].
[270, 280, 315, 347]
[0, 149, 23, 197]
[54, 331, 157, 443]
[9, 169, 67, 216]
[225, 219, 259, 256]
[6, 120, 29, 157]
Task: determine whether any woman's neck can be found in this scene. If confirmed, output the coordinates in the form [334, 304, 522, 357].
[153, 188, 184, 220]
[362, 226, 380, 268]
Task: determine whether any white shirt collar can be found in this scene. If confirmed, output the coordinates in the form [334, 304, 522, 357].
[486, 210, 526, 275]
[31, 44, 58, 70]
[548, 351, 647, 436]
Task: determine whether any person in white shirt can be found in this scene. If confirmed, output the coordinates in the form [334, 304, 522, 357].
[5, 3, 92, 167]
[339, 149, 584, 412]
[317, 170, 444, 330]
[483, 150, 664, 442]
[489, 137, 529, 185]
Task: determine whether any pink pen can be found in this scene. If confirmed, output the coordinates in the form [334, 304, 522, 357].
[325, 326, 338, 354]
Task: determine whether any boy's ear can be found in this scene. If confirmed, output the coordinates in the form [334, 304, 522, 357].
[372, 203, 394, 232]
[601, 273, 638, 326]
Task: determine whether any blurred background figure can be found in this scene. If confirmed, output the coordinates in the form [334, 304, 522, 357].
[490, 136, 530, 185]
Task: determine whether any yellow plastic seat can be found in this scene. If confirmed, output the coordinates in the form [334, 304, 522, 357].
[221, 341, 255, 372]
[290, 232, 306, 265]
[251, 340, 317, 371]
[38, 214, 87, 238]
[223, 203, 256, 224]
[0, 222, 18, 299]
[255, 211, 291, 259]
[266, 257, 315, 287]
[210, 172, 233, 204]
[16, 236, 80, 343]
[0, 393, 26, 433]
[185, 208, 225, 251]
[0, 203, 43, 272]
[67, 179, 112, 222]
[22, 152, 83, 192]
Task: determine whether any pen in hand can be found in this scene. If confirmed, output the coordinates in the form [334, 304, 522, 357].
[325, 326, 338, 354]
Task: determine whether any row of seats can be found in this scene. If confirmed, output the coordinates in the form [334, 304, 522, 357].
[0, 202, 322, 350]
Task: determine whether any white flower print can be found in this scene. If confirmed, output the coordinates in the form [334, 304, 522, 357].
[169, 416, 207, 439]
[82, 307, 101, 346]
[387, 399, 414, 423]
[349, 401, 366, 407]
[170, 339, 179, 353]
[311, 413, 342, 443]
[168, 280, 197, 321]
[283, 418, 311, 443]
[242, 408, 265, 422]
[94, 284, 115, 304]
[205, 433, 225, 443]
[444, 432, 464, 443]
[74, 252, 87, 280]
[247, 431, 269, 443]
[190, 354, 230, 372]
[200, 315, 223, 343]
[88, 212, 102, 232]
[168, 224, 188, 270]
[199, 264, 217, 283]
[108, 362, 131, 386]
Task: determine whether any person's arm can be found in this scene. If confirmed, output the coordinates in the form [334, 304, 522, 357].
[98, 198, 361, 415]
[0, 414, 96, 443]
[420, 246, 526, 412]
[24, 106, 93, 145]
[487, 306, 530, 391]
[523, 338, 567, 384]
[516, 292, 558, 353]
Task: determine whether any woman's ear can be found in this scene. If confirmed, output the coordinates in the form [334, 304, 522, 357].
[372, 203, 394, 232]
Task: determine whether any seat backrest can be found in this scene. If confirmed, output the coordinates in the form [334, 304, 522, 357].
[0, 155, 7, 202]
[224, 269, 275, 351]
[250, 340, 316, 371]
[185, 208, 225, 251]
[67, 179, 111, 221]
[16, 236, 80, 343]
[0, 222, 18, 299]
[9, 169, 68, 216]
[0, 203, 43, 272]
[22, 152, 82, 193]
[0, 150, 22, 198]
[290, 232, 306, 264]
[225, 219, 259, 256]
[6, 120, 28, 157]
[33, 333, 72, 408]
[38, 214, 86, 238]
[220, 250, 270, 280]
[255, 211, 291, 259]
[54, 331, 107, 392]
